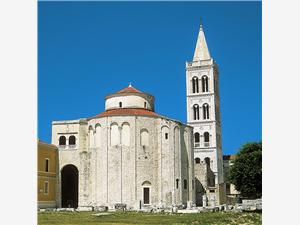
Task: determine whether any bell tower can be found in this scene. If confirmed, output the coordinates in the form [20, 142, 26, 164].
[186, 22, 225, 205]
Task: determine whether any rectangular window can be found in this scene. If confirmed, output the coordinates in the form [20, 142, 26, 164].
[44, 181, 49, 195]
[143, 187, 150, 205]
[45, 159, 49, 172]
[165, 133, 168, 140]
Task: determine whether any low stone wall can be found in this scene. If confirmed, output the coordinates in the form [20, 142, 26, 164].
[94, 206, 108, 212]
[242, 199, 262, 211]
[38, 200, 262, 213]
[115, 203, 127, 211]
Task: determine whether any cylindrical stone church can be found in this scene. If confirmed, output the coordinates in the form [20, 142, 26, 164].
[52, 85, 195, 210]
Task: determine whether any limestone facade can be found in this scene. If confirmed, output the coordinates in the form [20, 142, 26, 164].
[52, 86, 195, 210]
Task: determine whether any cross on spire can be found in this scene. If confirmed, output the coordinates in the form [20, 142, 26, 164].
[200, 17, 203, 28]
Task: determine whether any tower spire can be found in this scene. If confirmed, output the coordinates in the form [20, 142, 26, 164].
[200, 17, 203, 29]
[193, 20, 211, 61]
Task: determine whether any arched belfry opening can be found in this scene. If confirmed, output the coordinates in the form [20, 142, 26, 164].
[61, 164, 78, 208]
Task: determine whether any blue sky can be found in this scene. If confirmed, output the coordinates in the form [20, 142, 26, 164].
[38, 1, 261, 155]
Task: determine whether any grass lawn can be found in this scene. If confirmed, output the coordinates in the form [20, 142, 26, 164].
[38, 211, 262, 225]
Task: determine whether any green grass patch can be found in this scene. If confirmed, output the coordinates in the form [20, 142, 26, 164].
[38, 211, 262, 225]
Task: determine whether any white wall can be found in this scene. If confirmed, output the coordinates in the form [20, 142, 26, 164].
[53, 115, 194, 210]
[186, 59, 224, 186]
[105, 95, 153, 111]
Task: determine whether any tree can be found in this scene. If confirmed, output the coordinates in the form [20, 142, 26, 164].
[229, 141, 262, 199]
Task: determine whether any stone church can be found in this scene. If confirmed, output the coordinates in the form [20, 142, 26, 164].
[52, 85, 195, 210]
[50, 22, 225, 210]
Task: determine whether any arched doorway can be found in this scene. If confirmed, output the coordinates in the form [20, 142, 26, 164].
[142, 181, 151, 206]
[61, 164, 78, 208]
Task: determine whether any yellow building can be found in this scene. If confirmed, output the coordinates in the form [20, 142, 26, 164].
[38, 139, 58, 208]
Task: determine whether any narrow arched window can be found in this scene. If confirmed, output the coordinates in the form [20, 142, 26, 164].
[193, 104, 200, 120]
[95, 124, 101, 147]
[89, 126, 94, 148]
[45, 158, 49, 172]
[207, 104, 210, 119]
[69, 135, 76, 145]
[162, 126, 169, 144]
[121, 123, 130, 147]
[110, 123, 119, 146]
[192, 77, 199, 93]
[59, 136, 66, 146]
[184, 179, 188, 189]
[176, 179, 179, 189]
[194, 132, 200, 143]
[202, 75, 209, 92]
[195, 158, 200, 164]
[119, 102, 122, 108]
[141, 129, 149, 147]
[205, 157, 211, 168]
[44, 181, 49, 195]
[203, 103, 210, 119]
[204, 132, 210, 147]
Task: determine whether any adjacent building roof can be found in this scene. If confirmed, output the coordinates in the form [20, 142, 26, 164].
[38, 139, 57, 149]
[223, 155, 237, 160]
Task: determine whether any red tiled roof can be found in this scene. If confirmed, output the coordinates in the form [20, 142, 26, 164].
[90, 108, 160, 119]
[117, 86, 142, 94]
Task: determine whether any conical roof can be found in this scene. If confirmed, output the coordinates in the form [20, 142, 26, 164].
[116, 85, 142, 94]
[193, 24, 211, 61]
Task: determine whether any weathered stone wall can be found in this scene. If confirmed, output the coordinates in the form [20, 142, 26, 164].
[194, 159, 215, 206]
[52, 119, 87, 207]
[52, 115, 194, 210]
